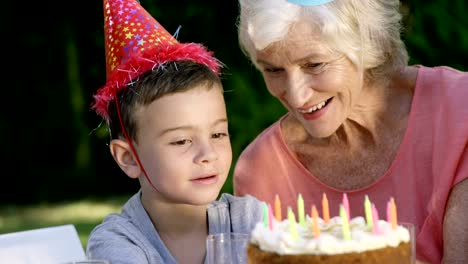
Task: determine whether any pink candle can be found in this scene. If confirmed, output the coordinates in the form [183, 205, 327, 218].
[371, 203, 380, 235]
[268, 204, 274, 231]
[343, 193, 350, 221]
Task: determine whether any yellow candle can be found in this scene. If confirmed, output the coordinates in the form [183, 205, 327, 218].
[274, 194, 282, 222]
[287, 207, 299, 241]
[298, 193, 305, 227]
[340, 205, 351, 240]
[311, 205, 320, 238]
[390, 197, 398, 229]
[364, 195, 373, 228]
[322, 193, 330, 224]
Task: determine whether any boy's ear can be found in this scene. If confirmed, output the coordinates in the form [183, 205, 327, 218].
[109, 139, 141, 179]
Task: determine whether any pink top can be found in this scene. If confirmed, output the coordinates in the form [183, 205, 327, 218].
[233, 66, 468, 263]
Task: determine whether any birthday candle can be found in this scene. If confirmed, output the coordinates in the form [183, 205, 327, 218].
[268, 204, 274, 231]
[390, 197, 398, 229]
[386, 201, 392, 223]
[322, 193, 330, 224]
[311, 205, 320, 238]
[340, 205, 351, 240]
[298, 193, 306, 227]
[371, 203, 380, 235]
[287, 207, 299, 241]
[274, 194, 282, 222]
[262, 202, 269, 228]
[343, 193, 350, 221]
[364, 195, 373, 228]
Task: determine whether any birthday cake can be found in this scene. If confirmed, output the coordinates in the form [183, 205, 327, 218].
[247, 195, 412, 264]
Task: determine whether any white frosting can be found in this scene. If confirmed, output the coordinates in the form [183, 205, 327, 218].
[250, 216, 410, 255]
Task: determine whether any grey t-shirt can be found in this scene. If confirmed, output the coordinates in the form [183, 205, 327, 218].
[86, 191, 263, 264]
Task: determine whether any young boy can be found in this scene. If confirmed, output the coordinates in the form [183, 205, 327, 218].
[86, 1, 262, 263]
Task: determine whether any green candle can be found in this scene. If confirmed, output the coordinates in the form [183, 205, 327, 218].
[287, 207, 299, 241]
[340, 205, 351, 240]
[364, 195, 373, 228]
[262, 202, 269, 228]
[297, 193, 305, 227]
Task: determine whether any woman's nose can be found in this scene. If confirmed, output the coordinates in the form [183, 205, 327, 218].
[284, 71, 314, 108]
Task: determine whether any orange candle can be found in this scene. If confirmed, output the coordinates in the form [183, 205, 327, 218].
[311, 205, 320, 238]
[386, 201, 392, 223]
[390, 197, 398, 229]
[322, 193, 330, 224]
[274, 194, 282, 221]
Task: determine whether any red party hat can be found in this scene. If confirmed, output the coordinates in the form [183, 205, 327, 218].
[92, 0, 221, 120]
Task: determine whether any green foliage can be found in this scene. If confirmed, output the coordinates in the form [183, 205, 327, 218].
[403, 0, 468, 70]
[221, 66, 287, 194]
[0, 197, 126, 248]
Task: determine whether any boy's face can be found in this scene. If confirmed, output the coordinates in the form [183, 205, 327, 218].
[133, 84, 232, 205]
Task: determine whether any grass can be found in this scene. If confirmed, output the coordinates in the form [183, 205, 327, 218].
[0, 196, 127, 250]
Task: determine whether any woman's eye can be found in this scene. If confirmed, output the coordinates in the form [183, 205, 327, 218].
[304, 62, 326, 74]
[305, 62, 324, 69]
[264, 67, 283, 73]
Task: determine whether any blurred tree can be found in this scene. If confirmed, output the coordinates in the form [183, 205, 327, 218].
[403, 0, 468, 70]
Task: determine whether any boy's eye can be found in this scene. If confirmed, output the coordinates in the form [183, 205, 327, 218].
[212, 133, 228, 139]
[170, 139, 192, 145]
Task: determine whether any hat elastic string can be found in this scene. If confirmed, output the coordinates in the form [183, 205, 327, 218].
[113, 89, 159, 192]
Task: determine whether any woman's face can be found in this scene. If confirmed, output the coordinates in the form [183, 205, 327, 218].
[255, 22, 364, 138]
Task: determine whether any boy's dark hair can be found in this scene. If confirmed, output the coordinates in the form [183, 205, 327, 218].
[107, 60, 223, 141]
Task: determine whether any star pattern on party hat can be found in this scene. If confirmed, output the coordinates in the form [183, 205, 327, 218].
[103, 0, 177, 78]
[92, 0, 221, 120]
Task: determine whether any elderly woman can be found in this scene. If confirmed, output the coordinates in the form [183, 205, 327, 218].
[233, 0, 468, 263]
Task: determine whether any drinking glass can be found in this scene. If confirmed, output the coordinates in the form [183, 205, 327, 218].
[401, 222, 416, 264]
[205, 232, 250, 264]
[62, 260, 110, 264]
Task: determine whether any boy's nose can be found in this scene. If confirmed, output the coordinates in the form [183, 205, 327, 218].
[195, 142, 218, 164]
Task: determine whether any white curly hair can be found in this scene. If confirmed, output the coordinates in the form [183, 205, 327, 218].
[237, 0, 409, 84]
